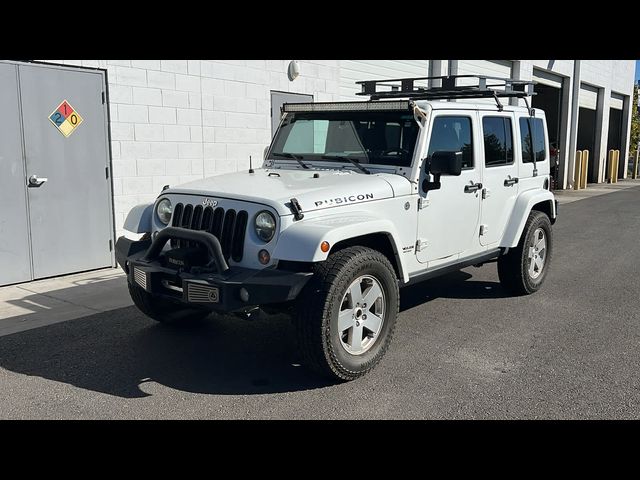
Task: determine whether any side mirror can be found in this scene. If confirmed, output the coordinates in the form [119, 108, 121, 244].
[428, 151, 463, 176]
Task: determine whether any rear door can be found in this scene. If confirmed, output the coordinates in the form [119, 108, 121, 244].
[478, 112, 519, 246]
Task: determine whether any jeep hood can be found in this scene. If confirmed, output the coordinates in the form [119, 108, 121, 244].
[166, 168, 411, 216]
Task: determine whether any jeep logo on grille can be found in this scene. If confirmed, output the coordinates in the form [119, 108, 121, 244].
[202, 198, 218, 207]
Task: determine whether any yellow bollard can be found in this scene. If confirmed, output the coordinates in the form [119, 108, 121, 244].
[574, 150, 583, 190]
[580, 150, 589, 189]
[613, 150, 620, 183]
[633, 151, 639, 180]
[607, 150, 615, 183]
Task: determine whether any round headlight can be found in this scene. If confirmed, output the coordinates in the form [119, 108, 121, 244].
[156, 198, 172, 225]
[255, 211, 276, 242]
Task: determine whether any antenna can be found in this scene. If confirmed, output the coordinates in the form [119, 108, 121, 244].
[249, 155, 254, 174]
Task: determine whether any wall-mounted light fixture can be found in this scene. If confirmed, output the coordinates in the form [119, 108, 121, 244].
[287, 60, 300, 81]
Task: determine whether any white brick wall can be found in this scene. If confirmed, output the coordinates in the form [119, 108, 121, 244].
[41, 59, 635, 237]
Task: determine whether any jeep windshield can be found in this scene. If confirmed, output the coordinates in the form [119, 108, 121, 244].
[269, 111, 419, 168]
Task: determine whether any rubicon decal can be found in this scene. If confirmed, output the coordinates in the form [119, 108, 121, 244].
[314, 193, 374, 207]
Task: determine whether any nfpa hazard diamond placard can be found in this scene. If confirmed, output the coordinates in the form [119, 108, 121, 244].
[49, 100, 83, 137]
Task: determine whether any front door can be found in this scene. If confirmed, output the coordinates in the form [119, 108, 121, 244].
[478, 113, 519, 246]
[416, 114, 482, 264]
[18, 63, 114, 279]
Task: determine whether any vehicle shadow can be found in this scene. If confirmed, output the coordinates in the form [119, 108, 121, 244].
[400, 269, 510, 312]
[0, 269, 509, 399]
[0, 306, 334, 398]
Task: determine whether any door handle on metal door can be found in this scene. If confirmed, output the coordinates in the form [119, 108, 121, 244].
[28, 175, 48, 187]
[464, 182, 482, 193]
[504, 177, 519, 187]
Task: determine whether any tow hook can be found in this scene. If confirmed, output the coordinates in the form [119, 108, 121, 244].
[234, 306, 263, 321]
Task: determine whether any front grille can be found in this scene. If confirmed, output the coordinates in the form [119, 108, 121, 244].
[170, 202, 249, 262]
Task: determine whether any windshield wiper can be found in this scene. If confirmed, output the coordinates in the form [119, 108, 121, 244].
[271, 152, 309, 169]
[321, 155, 371, 175]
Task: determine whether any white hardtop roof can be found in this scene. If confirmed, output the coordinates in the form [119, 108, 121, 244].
[415, 99, 541, 115]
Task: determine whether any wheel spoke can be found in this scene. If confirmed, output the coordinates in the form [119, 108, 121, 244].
[528, 258, 537, 277]
[338, 309, 354, 333]
[362, 282, 383, 307]
[535, 236, 546, 251]
[535, 256, 544, 271]
[348, 282, 363, 307]
[348, 322, 364, 352]
[364, 312, 383, 335]
[528, 246, 535, 259]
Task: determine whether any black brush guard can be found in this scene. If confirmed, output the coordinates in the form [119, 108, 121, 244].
[115, 227, 312, 313]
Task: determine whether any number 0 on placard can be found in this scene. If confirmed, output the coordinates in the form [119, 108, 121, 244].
[48, 99, 84, 137]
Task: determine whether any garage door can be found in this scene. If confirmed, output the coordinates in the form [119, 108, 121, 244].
[339, 60, 429, 100]
[456, 60, 513, 102]
[610, 93, 624, 110]
[579, 84, 598, 110]
[532, 69, 563, 89]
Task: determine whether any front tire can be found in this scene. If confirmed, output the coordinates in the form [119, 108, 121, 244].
[294, 246, 400, 381]
[128, 282, 210, 325]
[498, 211, 552, 295]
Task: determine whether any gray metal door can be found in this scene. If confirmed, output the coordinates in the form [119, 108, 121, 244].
[271, 91, 313, 136]
[0, 63, 32, 285]
[18, 63, 113, 279]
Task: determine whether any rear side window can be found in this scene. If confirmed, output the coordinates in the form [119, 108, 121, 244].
[427, 116, 474, 169]
[519, 117, 546, 163]
[482, 117, 513, 167]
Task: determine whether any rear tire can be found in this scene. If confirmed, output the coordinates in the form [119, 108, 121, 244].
[498, 211, 552, 295]
[294, 246, 400, 381]
[128, 282, 210, 325]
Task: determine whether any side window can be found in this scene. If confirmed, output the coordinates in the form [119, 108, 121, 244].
[519, 117, 547, 163]
[482, 116, 513, 167]
[427, 116, 474, 169]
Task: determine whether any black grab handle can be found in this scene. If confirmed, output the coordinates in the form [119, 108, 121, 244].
[143, 227, 230, 273]
[464, 182, 482, 193]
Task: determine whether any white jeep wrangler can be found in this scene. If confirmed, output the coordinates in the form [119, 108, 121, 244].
[116, 75, 557, 381]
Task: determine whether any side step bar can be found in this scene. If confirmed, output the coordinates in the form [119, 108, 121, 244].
[405, 248, 502, 286]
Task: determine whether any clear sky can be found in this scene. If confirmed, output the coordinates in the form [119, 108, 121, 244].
[636, 60, 640, 82]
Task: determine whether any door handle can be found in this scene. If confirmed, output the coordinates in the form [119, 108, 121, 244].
[28, 175, 48, 187]
[504, 176, 519, 187]
[464, 182, 482, 193]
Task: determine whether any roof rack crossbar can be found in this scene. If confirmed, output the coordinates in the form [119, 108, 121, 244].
[356, 74, 536, 101]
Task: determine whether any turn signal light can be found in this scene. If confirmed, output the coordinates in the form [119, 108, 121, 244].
[321, 241, 330, 253]
[258, 249, 270, 265]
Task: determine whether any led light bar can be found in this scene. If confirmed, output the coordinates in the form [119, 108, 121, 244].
[282, 100, 412, 113]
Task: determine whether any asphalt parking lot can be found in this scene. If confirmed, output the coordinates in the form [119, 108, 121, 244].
[1, 185, 639, 419]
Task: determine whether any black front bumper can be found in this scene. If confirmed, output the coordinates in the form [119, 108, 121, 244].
[115, 228, 312, 313]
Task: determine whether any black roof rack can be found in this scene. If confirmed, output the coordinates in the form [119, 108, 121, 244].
[356, 75, 536, 112]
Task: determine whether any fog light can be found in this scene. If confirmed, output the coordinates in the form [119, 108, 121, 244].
[239, 287, 250, 302]
[321, 241, 330, 253]
[258, 249, 270, 265]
